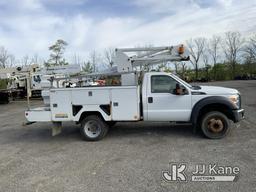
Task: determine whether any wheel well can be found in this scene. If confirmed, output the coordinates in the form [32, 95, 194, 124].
[79, 111, 105, 123]
[197, 103, 234, 123]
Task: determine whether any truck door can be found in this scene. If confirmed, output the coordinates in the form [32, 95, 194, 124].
[145, 75, 191, 121]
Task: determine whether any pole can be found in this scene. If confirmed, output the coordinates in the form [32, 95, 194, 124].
[26, 72, 31, 110]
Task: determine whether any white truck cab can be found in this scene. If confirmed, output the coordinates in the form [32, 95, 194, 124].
[142, 72, 192, 122]
[25, 45, 244, 141]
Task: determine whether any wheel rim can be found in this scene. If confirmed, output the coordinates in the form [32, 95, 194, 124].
[207, 118, 224, 133]
[84, 120, 101, 138]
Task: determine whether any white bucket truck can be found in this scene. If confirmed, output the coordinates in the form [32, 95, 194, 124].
[25, 45, 244, 141]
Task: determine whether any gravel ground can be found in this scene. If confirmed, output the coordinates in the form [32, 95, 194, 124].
[0, 80, 255, 192]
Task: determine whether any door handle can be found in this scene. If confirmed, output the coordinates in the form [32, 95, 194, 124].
[148, 97, 153, 103]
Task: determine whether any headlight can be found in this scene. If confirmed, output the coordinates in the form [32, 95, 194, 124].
[229, 94, 240, 108]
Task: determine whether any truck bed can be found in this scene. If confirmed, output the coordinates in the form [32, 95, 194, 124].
[27, 86, 141, 122]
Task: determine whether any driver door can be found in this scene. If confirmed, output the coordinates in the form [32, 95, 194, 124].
[145, 75, 191, 121]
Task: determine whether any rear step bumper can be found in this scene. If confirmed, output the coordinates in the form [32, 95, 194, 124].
[25, 107, 51, 122]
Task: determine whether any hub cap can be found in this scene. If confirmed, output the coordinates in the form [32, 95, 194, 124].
[208, 118, 224, 133]
[84, 120, 101, 138]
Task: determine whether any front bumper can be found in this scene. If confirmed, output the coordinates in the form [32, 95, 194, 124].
[232, 109, 245, 123]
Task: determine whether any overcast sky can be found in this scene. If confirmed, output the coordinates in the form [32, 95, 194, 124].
[0, 0, 255, 63]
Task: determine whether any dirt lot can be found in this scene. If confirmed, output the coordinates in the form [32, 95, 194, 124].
[0, 80, 255, 192]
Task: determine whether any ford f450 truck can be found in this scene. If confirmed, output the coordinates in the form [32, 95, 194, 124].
[25, 45, 244, 141]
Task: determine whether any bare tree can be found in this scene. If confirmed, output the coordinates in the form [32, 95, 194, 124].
[173, 62, 180, 74]
[223, 31, 244, 79]
[186, 38, 206, 80]
[31, 54, 41, 65]
[244, 34, 256, 59]
[73, 53, 82, 66]
[203, 53, 211, 80]
[104, 48, 115, 67]
[203, 53, 209, 67]
[8, 55, 16, 67]
[0, 46, 10, 68]
[208, 35, 221, 79]
[243, 34, 256, 77]
[180, 62, 187, 79]
[89, 50, 102, 72]
[21, 55, 31, 66]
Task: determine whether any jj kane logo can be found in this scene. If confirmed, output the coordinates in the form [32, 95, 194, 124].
[162, 162, 240, 182]
[162, 163, 187, 182]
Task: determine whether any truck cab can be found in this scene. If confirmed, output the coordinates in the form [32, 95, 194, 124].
[142, 72, 244, 139]
[142, 72, 192, 122]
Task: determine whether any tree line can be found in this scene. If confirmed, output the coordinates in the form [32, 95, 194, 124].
[0, 31, 256, 81]
[185, 31, 256, 81]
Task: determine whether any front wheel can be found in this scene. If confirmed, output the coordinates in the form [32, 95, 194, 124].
[200, 111, 231, 139]
[80, 115, 109, 141]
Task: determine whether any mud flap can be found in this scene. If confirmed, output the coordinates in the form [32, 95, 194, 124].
[52, 122, 62, 136]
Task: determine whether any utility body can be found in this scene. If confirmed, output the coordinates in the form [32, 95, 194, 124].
[25, 45, 244, 141]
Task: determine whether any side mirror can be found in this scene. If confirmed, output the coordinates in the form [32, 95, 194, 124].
[175, 83, 187, 95]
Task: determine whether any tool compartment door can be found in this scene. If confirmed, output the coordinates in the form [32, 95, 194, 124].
[50, 90, 72, 121]
[111, 87, 140, 121]
[71, 89, 110, 105]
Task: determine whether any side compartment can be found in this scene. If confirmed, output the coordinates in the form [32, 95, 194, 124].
[111, 87, 140, 121]
[50, 90, 72, 121]
[71, 89, 110, 105]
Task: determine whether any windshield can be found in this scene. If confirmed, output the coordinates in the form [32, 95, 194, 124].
[170, 73, 192, 88]
[170, 73, 201, 90]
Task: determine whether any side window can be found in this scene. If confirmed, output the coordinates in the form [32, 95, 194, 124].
[151, 75, 178, 93]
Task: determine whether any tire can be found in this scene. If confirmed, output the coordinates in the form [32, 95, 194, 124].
[80, 115, 109, 141]
[200, 111, 231, 139]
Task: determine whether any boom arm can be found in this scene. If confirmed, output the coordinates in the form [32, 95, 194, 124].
[114, 45, 190, 73]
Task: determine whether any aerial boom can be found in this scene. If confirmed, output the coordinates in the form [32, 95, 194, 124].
[114, 44, 189, 85]
[114, 44, 189, 73]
